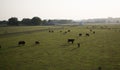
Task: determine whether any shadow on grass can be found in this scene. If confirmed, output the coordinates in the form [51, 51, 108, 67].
[60, 43, 73, 48]
[0, 45, 27, 51]
[70, 47, 78, 51]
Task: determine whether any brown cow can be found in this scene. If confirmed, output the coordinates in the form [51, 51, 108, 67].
[60, 31, 62, 32]
[90, 29, 92, 32]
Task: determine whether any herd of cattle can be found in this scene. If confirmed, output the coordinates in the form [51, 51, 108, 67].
[1, 26, 119, 70]
[0, 26, 99, 49]
[67, 29, 96, 47]
[0, 25, 119, 49]
[17, 28, 96, 48]
[18, 41, 40, 46]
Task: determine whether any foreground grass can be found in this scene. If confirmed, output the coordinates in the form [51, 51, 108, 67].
[0, 25, 120, 70]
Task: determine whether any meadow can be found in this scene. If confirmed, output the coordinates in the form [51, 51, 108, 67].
[0, 24, 120, 70]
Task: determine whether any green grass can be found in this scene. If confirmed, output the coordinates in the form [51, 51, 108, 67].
[0, 26, 62, 34]
[0, 25, 120, 70]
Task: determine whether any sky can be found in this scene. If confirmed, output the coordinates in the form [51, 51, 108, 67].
[0, 0, 120, 20]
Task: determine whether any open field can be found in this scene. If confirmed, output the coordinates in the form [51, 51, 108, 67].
[0, 25, 120, 70]
[0, 26, 63, 34]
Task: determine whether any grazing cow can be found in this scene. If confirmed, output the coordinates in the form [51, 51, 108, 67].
[49, 30, 54, 33]
[65, 31, 67, 33]
[51, 30, 54, 32]
[68, 30, 70, 32]
[63, 31, 67, 35]
[18, 41, 25, 46]
[35, 41, 40, 44]
[77, 43, 80, 48]
[68, 39, 75, 44]
[60, 31, 62, 32]
[93, 31, 95, 34]
[98, 66, 102, 70]
[0, 45, 1, 48]
[86, 33, 90, 36]
[90, 29, 92, 32]
[79, 33, 82, 36]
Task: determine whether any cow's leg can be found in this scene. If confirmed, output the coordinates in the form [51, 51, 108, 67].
[72, 41, 73, 44]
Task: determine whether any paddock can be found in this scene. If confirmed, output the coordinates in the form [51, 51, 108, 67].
[0, 25, 120, 70]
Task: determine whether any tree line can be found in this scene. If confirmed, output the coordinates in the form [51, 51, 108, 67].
[0, 17, 54, 26]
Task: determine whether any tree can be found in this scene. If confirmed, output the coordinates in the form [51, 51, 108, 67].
[21, 18, 32, 25]
[31, 17, 42, 25]
[0, 20, 8, 26]
[42, 20, 48, 25]
[8, 17, 19, 26]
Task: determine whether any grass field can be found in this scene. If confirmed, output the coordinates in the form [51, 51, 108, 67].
[0, 25, 120, 70]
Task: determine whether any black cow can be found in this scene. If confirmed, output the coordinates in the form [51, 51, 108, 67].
[35, 41, 40, 44]
[49, 30, 54, 33]
[18, 41, 25, 46]
[77, 43, 80, 48]
[68, 30, 71, 32]
[68, 39, 75, 44]
[0, 45, 1, 48]
[79, 33, 82, 36]
[86, 33, 90, 36]
[98, 66, 102, 70]
[93, 31, 95, 34]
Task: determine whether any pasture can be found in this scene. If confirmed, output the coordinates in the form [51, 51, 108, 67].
[0, 25, 120, 70]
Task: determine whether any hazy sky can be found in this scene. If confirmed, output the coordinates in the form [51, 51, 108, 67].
[0, 0, 120, 20]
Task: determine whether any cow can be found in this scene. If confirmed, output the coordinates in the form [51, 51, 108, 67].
[18, 41, 25, 46]
[93, 31, 95, 34]
[49, 30, 54, 33]
[51, 30, 54, 32]
[35, 41, 40, 44]
[86, 33, 90, 36]
[90, 29, 92, 32]
[63, 31, 67, 35]
[68, 30, 71, 32]
[0, 45, 1, 48]
[98, 66, 102, 70]
[79, 33, 82, 36]
[60, 31, 62, 32]
[77, 43, 80, 48]
[68, 39, 75, 44]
